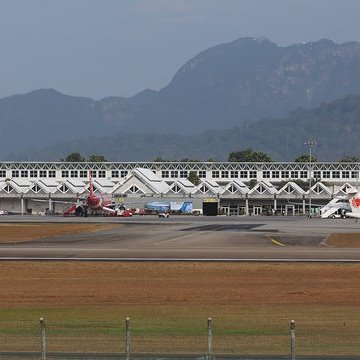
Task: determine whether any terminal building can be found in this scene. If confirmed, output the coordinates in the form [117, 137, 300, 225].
[0, 161, 358, 216]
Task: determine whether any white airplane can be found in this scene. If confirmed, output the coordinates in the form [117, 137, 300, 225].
[343, 190, 360, 219]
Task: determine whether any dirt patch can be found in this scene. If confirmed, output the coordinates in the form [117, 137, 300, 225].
[0, 223, 120, 243]
[327, 233, 360, 247]
[0, 262, 358, 307]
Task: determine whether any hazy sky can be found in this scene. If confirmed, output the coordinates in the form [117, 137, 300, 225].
[1, 0, 360, 100]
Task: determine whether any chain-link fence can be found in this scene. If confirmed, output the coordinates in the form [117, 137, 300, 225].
[0, 317, 360, 359]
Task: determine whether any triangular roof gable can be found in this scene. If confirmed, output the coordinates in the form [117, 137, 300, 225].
[113, 176, 151, 195]
[278, 182, 305, 196]
[29, 182, 50, 195]
[308, 182, 332, 195]
[169, 180, 196, 195]
[30, 180, 57, 194]
[60, 180, 86, 195]
[222, 181, 249, 195]
[0, 181, 21, 194]
[335, 183, 357, 196]
[249, 181, 277, 195]
[6, 179, 30, 194]
[194, 180, 221, 196]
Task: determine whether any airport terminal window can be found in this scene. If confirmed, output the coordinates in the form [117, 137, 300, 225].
[98, 170, 106, 178]
[79, 170, 87, 178]
[323, 171, 331, 178]
[70, 170, 78, 178]
[281, 171, 289, 179]
[351, 171, 358, 179]
[120, 170, 128, 177]
[199, 171, 206, 178]
[263, 171, 270, 179]
[21, 170, 28, 178]
[12, 170, 19, 177]
[272, 171, 280, 178]
[30, 170, 38, 178]
[230, 171, 238, 178]
[299, 171, 307, 179]
[129, 185, 139, 193]
[212, 171, 219, 178]
[4, 184, 13, 193]
[313, 171, 321, 179]
[239, 171, 248, 178]
[221, 171, 228, 178]
[111, 170, 119, 178]
[179, 170, 188, 178]
[332, 171, 340, 178]
[249, 171, 257, 179]
[59, 184, 69, 193]
[342, 171, 350, 178]
[172, 185, 181, 193]
[0, 170, 5, 177]
[290, 171, 299, 178]
[62, 170, 69, 178]
[170, 171, 178, 178]
[229, 185, 237, 193]
[39, 170, 47, 178]
[31, 184, 41, 193]
[161, 171, 169, 178]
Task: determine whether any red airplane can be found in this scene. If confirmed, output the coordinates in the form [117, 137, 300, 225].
[64, 174, 123, 216]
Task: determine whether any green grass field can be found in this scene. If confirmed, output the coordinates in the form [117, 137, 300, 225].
[0, 305, 359, 355]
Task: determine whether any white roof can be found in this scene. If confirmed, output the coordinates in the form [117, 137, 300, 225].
[177, 179, 196, 188]
[39, 179, 59, 187]
[133, 168, 170, 194]
[67, 179, 86, 188]
[93, 179, 115, 188]
[11, 179, 31, 187]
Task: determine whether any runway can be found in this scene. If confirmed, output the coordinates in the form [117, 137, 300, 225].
[0, 215, 360, 261]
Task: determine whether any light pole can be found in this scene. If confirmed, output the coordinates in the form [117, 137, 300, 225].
[304, 140, 317, 217]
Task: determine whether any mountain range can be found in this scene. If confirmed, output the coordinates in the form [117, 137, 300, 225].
[2, 37, 360, 161]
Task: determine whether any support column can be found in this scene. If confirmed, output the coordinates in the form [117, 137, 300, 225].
[21, 195, 24, 215]
[273, 194, 277, 213]
[245, 194, 249, 216]
[302, 195, 306, 215]
[48, 195, 52, 215]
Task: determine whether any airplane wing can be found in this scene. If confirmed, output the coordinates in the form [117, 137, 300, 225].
[287, 200, 324, 207]
[31, 199, 76, 205]
[101, 206, 117, 213]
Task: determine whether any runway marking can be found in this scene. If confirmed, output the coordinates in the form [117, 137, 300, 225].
[154, 231, 210, 245]
[268, 236, 286, 247]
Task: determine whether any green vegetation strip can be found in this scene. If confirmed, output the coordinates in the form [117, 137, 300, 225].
[0, 306, 360, 355]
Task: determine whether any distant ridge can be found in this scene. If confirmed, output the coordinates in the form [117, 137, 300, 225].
[2, 37, 360, 159]
[6, 95, 360, 162]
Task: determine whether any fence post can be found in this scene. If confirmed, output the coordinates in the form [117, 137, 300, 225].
[207, 317, 213, 360]
[125, 317, 131, 360]
[40, 317, 46, 360]
[290, 319, 296, 360]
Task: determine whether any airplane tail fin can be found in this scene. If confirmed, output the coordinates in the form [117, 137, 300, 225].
[349, 192, 360, 214]
[89, 171, 94, 196]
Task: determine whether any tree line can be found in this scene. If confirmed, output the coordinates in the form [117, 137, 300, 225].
[62, 149, 360, 164]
